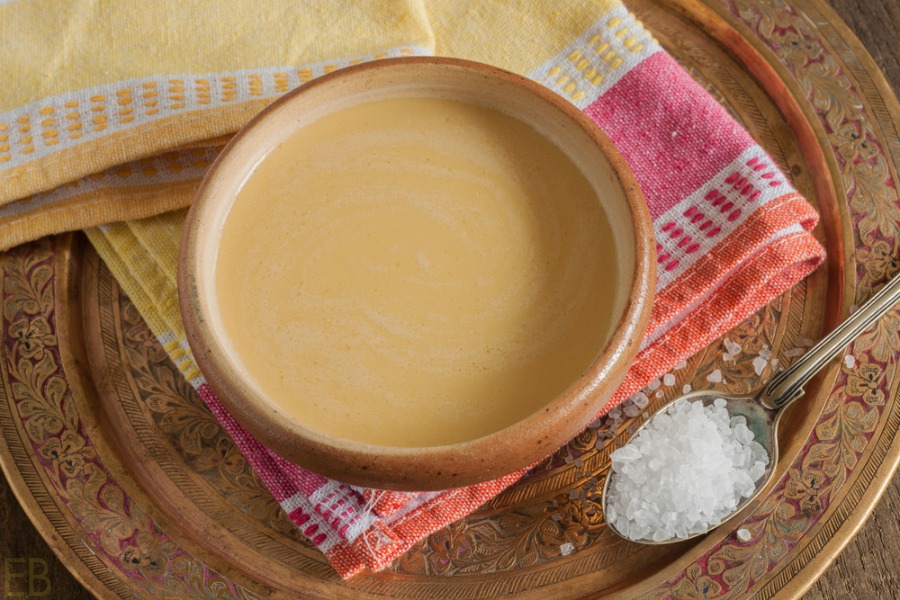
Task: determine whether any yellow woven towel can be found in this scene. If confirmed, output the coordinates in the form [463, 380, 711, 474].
[0, 0, 633, 250]
[0, 0, 434, 248]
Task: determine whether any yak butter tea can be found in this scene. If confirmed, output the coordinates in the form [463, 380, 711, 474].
[214, 96, 618, 447]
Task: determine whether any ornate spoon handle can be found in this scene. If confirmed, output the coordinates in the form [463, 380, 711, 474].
[758, 274, 900, 410]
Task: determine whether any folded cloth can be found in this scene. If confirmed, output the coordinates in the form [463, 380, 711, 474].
[2, 0, 825, 578]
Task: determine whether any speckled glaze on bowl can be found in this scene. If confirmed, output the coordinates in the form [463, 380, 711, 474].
[178, 57, 655, 491]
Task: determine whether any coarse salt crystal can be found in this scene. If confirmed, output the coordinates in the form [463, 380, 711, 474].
[560, 542, 575, 556]
[632, 392, 650, 409]
[752, 356, 768, 375]
[606, 399, 769, 543]
[723, 338, 742, 359]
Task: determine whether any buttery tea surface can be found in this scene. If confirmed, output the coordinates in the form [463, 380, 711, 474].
[215, 96, 617, 447]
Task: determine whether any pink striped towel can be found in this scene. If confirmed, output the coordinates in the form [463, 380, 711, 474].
[180, 12, 824, 579]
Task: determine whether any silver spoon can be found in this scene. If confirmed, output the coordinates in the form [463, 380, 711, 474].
[600, 273, 900, 544]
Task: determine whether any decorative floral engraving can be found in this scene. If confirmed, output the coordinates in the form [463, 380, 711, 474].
[9, 316, 57, 360]
[846, 361, 887, 406]
[1, 239, 262, 599]
[114, 275, 303, 539]
[784, 467, 826, 515]
[645, 1, 900, 596]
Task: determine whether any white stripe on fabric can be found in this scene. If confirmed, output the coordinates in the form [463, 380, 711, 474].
[308, 481, 381, 545]
[639, 223, 806, 352]
[528, 5, 661, 110]
[0, 45, 432, 169]
[339, 501, 383, 544]
[651, 145, 795, 290]
[278, 490, 343, 552]
[0, 146, 219, 219]
[292, 484, 445, 548]
[279, 491, 307, 515]
[157, 331, 206, 389]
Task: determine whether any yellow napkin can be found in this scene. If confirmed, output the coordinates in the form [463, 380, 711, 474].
[0, 0, 613, 249]
[0, 0, 434, 247]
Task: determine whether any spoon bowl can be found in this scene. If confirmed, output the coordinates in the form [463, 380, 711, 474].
[602, 271, 900, 544]
[600, 390, 780, 545]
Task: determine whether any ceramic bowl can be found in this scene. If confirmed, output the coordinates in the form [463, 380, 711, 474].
[178, 57, 656, 491]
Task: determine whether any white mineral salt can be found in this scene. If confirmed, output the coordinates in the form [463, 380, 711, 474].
[605, 399, 769, 542]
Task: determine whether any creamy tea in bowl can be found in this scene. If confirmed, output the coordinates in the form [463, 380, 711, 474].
[178, 57, 655, 491]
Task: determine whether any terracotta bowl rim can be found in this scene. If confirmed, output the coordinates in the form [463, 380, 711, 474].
[178, 56, 656, 491]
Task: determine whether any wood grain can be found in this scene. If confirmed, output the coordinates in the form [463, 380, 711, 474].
[804, 476, 900, 600]
[827, 0, 900, 89]
[0, 1, 897, 599]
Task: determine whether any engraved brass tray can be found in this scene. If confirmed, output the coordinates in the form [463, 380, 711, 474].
[1, 0, 898, 597]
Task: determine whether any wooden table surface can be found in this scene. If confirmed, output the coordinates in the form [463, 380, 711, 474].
[1, 1, 897, 598]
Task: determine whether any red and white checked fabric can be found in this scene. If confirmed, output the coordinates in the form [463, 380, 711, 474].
[173, 9, 824, 578]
